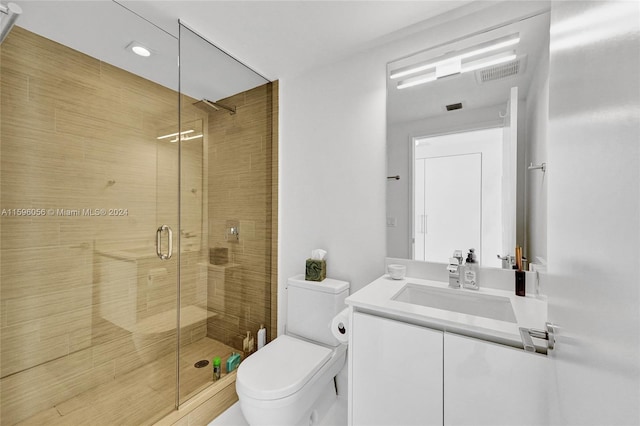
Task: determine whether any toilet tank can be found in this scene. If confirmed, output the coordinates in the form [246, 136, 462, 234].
[286, 275, 349, 347]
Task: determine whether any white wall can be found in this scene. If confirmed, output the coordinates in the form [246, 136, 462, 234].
[546, 1, 640, 424]
[277, 1, 551, 333]
[278, 51, 388, 333]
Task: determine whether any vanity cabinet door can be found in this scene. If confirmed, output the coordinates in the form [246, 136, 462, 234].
[444, 333, 549, 426]
[351, 312, 443, 426]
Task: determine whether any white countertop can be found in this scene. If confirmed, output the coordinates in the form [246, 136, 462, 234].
[345, 274, 548, 349]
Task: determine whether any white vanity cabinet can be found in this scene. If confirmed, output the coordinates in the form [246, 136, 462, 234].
[350, 312, 444, 426]
[444, 333, 549, 426]
[347, 275, 549, 425]
[350, 312, 549, 426]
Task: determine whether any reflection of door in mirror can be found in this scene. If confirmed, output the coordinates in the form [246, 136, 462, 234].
[414, 154, 481, 262]
[412, 127, 505, 267]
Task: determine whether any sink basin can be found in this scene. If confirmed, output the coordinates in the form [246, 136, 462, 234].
[392, 283, 517, 323]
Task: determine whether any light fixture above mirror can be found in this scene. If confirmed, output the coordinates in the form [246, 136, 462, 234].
[390, 33, 520, 89]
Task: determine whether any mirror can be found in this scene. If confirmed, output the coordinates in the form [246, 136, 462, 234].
[386, 10, 550, 268]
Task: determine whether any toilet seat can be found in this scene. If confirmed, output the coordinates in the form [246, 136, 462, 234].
[236, 335, 332, 400]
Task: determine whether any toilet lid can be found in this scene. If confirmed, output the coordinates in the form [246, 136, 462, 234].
[236, 335, 332, 400]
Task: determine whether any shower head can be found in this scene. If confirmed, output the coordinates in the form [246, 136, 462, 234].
[0, 2, 22, 45]
[193, 99, 236, 115]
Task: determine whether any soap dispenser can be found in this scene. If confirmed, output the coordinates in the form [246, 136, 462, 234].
[462, 248, 479, 290]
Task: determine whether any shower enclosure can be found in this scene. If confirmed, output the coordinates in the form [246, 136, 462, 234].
[0, 2, 276, 425]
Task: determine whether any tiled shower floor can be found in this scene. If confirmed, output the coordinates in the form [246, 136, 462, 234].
[16, 337, 237, 426]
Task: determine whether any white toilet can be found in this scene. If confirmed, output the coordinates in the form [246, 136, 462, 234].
[236, 275, 349, 426]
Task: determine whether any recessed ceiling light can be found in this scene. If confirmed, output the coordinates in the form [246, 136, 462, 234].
[126, 41, 152, 57]
[132, 45, 151, 57]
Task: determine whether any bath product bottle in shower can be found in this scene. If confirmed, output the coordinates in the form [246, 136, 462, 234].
[462, 248, 479, 290]
[226, 352, 242, 373]
[257, 325, 266, 350]
[212, 357, 221, 381]
[243, 331, 255, 354]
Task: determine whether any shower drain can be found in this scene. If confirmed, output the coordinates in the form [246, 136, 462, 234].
[194, 360, 210, 368]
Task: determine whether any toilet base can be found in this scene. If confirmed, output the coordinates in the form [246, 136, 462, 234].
[240, 380, 337, 426]
[304, 380, 337, 426]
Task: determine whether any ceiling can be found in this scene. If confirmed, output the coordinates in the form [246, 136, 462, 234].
[12, 0, 472, 101]
[117, 0, 472, 81]
[11, 1, 548, 123]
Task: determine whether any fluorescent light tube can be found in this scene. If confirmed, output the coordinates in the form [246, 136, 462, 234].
[397, 73, 437, 89]
[391, 60, 441, 80]
[457, 37, 519, 61]
[157, 130, 194, 140]
[181, 134, 203, 141]
[169, 133, 204, 143]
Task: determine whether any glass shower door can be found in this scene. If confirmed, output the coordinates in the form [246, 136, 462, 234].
[176, 22, 273, 405]
[0, 2, 180, 424]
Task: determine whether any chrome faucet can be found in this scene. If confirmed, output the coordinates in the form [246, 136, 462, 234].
[497, 254, 516, 269]
[447, 250, 464, 288]
[497, 254, 528, 270]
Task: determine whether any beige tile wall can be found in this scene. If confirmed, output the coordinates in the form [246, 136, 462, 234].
[206, 83, 277, 350]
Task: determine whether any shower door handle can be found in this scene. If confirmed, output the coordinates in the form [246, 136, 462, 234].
[156, 225, 173, 260]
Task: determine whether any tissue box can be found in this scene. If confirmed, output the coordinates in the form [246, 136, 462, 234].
[305, 259, 326, 281]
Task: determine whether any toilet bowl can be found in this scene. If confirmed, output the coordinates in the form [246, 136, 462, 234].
[235, 275, 350, 426]
[236, 335, 347, 426]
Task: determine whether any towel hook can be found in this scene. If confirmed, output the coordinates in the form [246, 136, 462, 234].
[528, 162, 546, 172]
